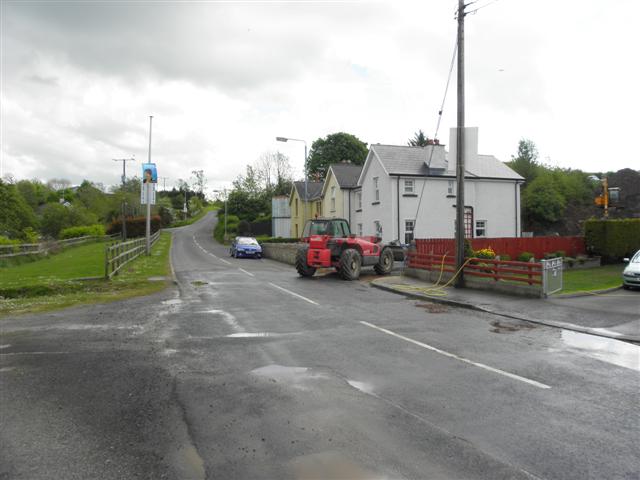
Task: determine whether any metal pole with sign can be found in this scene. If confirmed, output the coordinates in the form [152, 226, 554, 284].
[145, 116, 154, 254]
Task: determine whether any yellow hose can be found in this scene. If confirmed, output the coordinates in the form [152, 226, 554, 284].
[391, 254, 474, 297]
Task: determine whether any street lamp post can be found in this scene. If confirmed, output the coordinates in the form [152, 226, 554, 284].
[276, 136, 308, 227]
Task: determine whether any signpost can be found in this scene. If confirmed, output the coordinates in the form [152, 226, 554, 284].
[141, 162, 157, 255]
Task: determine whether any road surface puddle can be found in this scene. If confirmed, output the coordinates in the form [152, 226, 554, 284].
[289, 451, 384, 480]
[489, 319, 536, 334]
[346, 380, 376, 396]
[226, 332, 272, 338]
[251, 364, 329, 390]
[559, 330, 640, 371]
[190, 280, 208, 286]
[162, 299, 183, 306]
[415, 302, 449, 314]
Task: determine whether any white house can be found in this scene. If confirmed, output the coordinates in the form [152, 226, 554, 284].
[356, 128, 524, 244]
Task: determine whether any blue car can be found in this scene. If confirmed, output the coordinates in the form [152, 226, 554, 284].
[230, 237, 262, 259]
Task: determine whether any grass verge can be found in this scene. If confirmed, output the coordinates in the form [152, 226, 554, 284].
[559, 264, 625, 294]
[0, 232, 173, 317]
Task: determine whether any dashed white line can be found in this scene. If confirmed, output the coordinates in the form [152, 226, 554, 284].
[359, 321, 551, 390]
[192, 235, 232, 265]
[218, 258, 232, 265]
[239, 268, 255, 277]
[268, 282, 319, 306]
[0, 351, 71, 356]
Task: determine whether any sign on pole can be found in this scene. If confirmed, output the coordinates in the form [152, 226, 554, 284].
[141, 163, 157, 205]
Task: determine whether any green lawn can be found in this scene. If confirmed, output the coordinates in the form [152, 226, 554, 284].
[0, 241, 106, 288]
[0, 233, 173, 316]
[559, 264, 625, 294]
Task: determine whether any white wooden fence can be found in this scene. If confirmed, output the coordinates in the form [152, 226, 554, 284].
[0, 235, 118, 259]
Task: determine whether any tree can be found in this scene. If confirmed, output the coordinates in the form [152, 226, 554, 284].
[191, 169, 207, 199]
[254, 151, 294, 196]
[16, 179, 51, 210]
[522, 174, 566, 225]
[408, 130, 432, 147]
[506, 139, 540, 184]
[0, 180, 38, 239]
[307, 132, 368, 178]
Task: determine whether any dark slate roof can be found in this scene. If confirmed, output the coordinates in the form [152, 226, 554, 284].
[294, 181, 324, 201]
[369, 144, 522, 180]
[329, 163, 363, 188]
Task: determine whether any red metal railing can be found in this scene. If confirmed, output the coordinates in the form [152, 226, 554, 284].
[407, 252, 542, 285]
[414, 236, 585, 260]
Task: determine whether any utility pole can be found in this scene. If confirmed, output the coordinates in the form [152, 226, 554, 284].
[113, 157, 135, 241]
[454, 0, 466, 288]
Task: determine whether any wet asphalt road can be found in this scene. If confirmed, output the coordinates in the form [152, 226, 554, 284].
[1, 212, 639, 480]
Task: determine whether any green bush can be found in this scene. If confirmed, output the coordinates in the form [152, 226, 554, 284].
[22, 227, 39, 243]
[106, 216, 161, 237]
[213, 214, 239, 243]
[59, 224, 106, 239]
[517, 252, 535, 262]
[0, 235, 21, 253]
[497, 253, 511, 261]
[584, 218, 640, 261]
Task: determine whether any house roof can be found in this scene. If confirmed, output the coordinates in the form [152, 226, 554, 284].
[329, 163, 363, 188]
[365, 144, 523, 181]
[293, 181, 324, 201]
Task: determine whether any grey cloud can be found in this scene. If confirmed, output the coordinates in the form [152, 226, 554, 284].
[2, 2, 377, 92]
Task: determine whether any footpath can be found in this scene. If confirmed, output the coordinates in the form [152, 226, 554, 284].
[372, 275, 640, 343]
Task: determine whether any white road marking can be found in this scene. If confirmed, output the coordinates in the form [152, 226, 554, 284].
[268, 282, 319, 306]
[359, 321, 551, 390]
[193, 235, 232, 265]
[0, 351, 71, 356]
[238, 268, 255, 277]
[0, 344, 11, 349]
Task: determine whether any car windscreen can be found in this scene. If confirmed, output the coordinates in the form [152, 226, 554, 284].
[237, 238, 258, 245]
[303, 221, 330, 237]
[632, 251, 640, 263]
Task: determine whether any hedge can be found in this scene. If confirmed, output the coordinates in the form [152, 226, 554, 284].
[59, 224, 106, 239]
[213, 214, 239, 243]
[584, 218, 640, 260]
[107, 216, 162, 237]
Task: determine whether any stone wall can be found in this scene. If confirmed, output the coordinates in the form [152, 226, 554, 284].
[262, 243, 301, 265]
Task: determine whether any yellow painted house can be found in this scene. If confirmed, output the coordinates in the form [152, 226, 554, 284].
[289, 181, 324, 238]
[320, 163, 363, 225]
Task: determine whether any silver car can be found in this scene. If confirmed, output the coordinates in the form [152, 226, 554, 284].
[622, 250, 640, 289]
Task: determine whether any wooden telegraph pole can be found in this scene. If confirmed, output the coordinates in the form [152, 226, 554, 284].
[454, 0, 466, 288]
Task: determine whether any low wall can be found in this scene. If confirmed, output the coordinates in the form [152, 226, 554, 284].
[404, 267, 543, 298]
[262, 243, 301, 265]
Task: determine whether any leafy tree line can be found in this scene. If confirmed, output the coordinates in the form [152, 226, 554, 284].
[506, 139, 637, 235]
[0, 172, 209, 242]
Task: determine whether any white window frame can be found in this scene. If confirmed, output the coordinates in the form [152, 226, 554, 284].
[356, 191, 362, 209]
[404, 179, 414, 194]
[447, 180, 455, 195]
[373, 177, 379, 202]
[475, 220, 487, 238]
[374, 220, 382, 238]
[404, 219, 415, 244]
[357, 223, 363, 236]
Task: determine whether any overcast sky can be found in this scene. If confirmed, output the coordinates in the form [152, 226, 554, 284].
[1, 0, 638, 194]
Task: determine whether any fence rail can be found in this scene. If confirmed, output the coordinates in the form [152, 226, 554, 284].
[407, 252, 543, 285]
[0, 235, 118, 258]
[104, 231, 161, 278]
[413, 236, 585, 260]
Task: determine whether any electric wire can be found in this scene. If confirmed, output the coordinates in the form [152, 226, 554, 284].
[409, 38, 458, 238]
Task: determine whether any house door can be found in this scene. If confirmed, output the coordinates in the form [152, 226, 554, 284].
[464, 207, 473, 238]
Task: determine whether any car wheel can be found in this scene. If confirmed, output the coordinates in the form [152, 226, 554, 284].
[622, 284, 630, 290]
